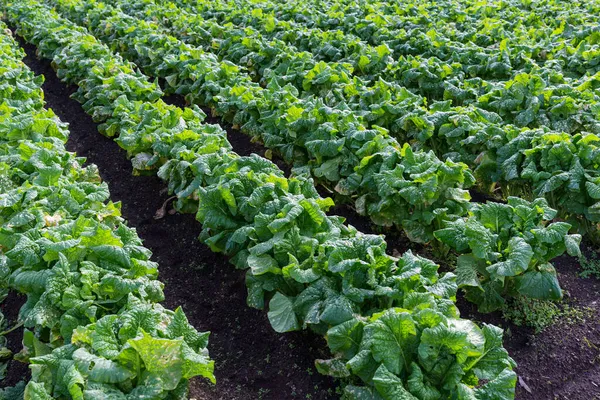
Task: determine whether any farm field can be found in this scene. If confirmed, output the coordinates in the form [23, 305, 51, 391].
[0, 0, 599, 399]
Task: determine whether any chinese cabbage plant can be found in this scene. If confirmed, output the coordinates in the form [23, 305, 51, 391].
[435, 197, 581, 312]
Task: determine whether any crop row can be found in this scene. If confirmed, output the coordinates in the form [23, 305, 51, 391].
[167, 0, 600, 137]
[4, 1, 518, 398]
[47, 0, 585, 312]
[124, 0, 600, 140]
[179, 0, 600, 79]
[0, 21, 215, 397]
[51, 0, 477, 242]
[53, 0, 600, 237]
[113, 0, 600, 236]
[121, 0, 600, 233]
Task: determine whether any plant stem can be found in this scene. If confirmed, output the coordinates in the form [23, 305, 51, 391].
[0, 321, 24, 336]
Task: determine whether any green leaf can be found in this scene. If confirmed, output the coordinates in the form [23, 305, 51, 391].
[180, 342, 215, 383]
[267, 293, 299, 333]
[327, 318, 364, 359]
[457, 368, 516, 400]
[91, 245, 131, 269]
[23, 382, 53, 400]
[466, 324, 516, 380]
[166, 307, 210, 352]
[455, 254, 484, 289]
[487, 237, 533, 277]
[72, 348, 134, 384]
[0, 381, 25, 400]
[532, 222, 571, 244]
[476, 202, 512, 233]
[419, 319, 485, 369]
[91, 315, 120, 360]
[515, 263, 562, 300]
[247, 254, 281, 276]
[564, 234, 582, 257]
[315, 358, 350, 378]
[372, 364, 418, 400]
[127, 330, 184, 391]
[365, 310, 417, 375]
[282, 256, 320, 284]
[343, 385, 384, 400]
[407, 363, 441, 400]
[585, 181, 600, 199]
[320, 295, 355, 326]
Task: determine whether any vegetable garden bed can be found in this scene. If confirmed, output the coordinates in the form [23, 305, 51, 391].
[2, 25, 597, 400]
[1, 0, 600, 399]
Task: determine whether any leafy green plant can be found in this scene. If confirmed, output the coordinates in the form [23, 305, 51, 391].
[435, 197, 581, 312]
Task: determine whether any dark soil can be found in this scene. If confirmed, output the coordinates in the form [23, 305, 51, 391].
[3, 28, 599, 400]
[1, 292, 28, 388]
